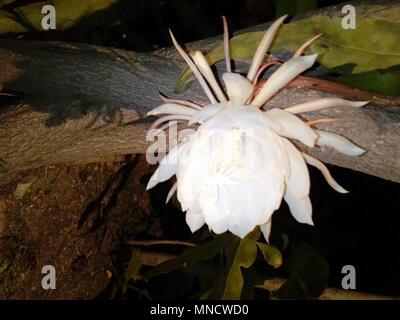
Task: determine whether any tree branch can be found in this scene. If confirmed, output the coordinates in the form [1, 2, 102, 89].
[0, 1, 400, 184]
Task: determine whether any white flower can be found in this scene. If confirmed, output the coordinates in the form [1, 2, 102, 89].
[146, 16, 367, 241]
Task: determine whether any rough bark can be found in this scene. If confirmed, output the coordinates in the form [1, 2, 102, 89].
[1, 0, 400, 183]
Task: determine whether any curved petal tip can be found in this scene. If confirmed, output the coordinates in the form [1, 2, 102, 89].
[146, 178, 157, 190]
[303, 53, 318, 65]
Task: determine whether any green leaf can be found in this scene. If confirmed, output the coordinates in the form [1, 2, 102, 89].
[0, 0, 120, 33]
[199, 289, 212, 300]
[142, 234, 231, 279]
[256, 242, 282, 269]
[176, 16, 400, 94]
[175, 31, 264, 93]
[124, 249, 142, 282]
[122, 249, 142, 295]
[281, 233, 290, 251]
[0, 1, 16, 6]
[335, 70, 400, 96]
[273, 243, 329, 299]
[281, 17, 400, 74]
[276, 0, 317, 17]
[221, 237, 258, 300]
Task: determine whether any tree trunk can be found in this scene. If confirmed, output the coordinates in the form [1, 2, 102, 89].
[1, 0, 400, 183]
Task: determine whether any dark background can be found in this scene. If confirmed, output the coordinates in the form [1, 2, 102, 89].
[2, 0, 350, 50]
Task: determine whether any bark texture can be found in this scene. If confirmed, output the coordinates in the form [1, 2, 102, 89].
[0, 0, 400, 182]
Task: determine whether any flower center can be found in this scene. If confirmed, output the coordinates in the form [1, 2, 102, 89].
[215, 127, 243, 170]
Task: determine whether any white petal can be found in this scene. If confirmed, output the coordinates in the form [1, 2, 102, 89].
[176, 133, 212, 211]
[198, 184, 228, 226]
[189, 103, 224, 125]
[247, 15, 287, 81]
[186, 209, 205, 233]
[229, 217, 254, 239]
[302, 153, 349, 193]
[169, 30, 217, 104]
[284, 190, 313, 226]
[147, 103, 198, 117]
[209, 218, 229, 234]
[165, 181, 177, 204]
[197, 185, 230, 235]
[192, 133, 285, 238]
[315, 130, 365, 156]
[260, 219, 272, 242]
[146, 144, 182, 190]
[226, 174, 284, 239]
[222, 15, 231, 73]
[283, 139, 310, 199]
[222, 72, 254, 105]
[265, 108, 317, 147]
[192, 51, 227, 102]
[200, 105, 277, 132]
[252, 54, 318, 107]
[284, 97, 368, 114]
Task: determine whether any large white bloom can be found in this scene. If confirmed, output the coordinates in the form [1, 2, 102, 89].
[146, 16, 367, 241]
